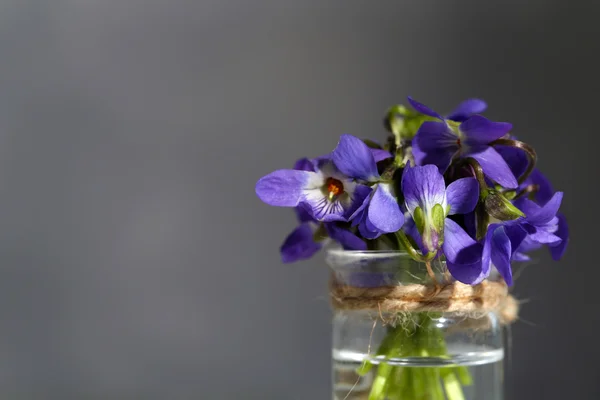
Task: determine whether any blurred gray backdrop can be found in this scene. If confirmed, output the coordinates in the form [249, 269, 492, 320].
[0, 1, 597, 399]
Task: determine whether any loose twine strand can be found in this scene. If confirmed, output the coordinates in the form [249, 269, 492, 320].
[330, 279, 519, 325]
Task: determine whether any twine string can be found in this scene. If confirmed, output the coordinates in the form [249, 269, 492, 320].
[330, 279, 518, 325]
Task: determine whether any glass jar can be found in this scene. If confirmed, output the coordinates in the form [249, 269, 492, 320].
[328, 250, 505, 400]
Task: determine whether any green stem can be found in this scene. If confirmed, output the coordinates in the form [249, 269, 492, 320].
[388, 367, 406, 399]
[464, 157, 489, 195]
[426, 368, 445, 400]
[368, 363, 394, 400]
[442, 370, 466, 400]
[513, 183, 540, 201]
[394, 231, 436, 262]
[357, 324, 401, 376]
[475, 203, 489, 241]
[362, 313, 473, 400]
[401, 368, 414, 398]
[455, 366, 473, 386]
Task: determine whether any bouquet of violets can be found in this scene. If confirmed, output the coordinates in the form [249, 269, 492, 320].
[256, 97, 568, 399]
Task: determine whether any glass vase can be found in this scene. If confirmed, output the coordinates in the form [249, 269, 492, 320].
[328, 250, 506, 400]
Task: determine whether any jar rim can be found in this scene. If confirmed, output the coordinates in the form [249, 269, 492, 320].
[325, 248, 422, 270]
[325, 247, 451, 276]
[326, 248, 411, 259]
[326, 247, 500, 281]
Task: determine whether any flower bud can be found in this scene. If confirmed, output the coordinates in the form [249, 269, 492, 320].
[384, 105, 410, 138]
[384, 105, 428, 144]
[484, 190, 525, 221]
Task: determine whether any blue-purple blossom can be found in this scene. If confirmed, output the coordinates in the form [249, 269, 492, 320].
[280, 221, 368, 263]
[274, 158, 369, 263]
[280, 223, 323, 263]
[523, 169, 555, 207]
[257, 96, 568, 285]
[280, 221, 367, 263]
[401, 164, 487, 284]
[510, 168, 568, 261]
[483, 192, 564, 285]
[523, 170, 569, 257]
[331, 134, 404, 238]
[408, 97, 518, 189]
[256, 156, 370, 222]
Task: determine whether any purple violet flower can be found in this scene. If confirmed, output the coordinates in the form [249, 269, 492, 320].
[280, 221, 366, 263]
[280, 221, 367, 263]
[525, 169, 569, 261]
[521, 169, 557, 210]
[514, 169, 568, 261]
[326, 223, 368, 251]
[280, 223, 323, 263]
[256, 156, 370, 222]
[401, 164, 487, 284]
[483, 191, 564, 285]
[278, 158, 368, 263]
[408, 97, 518, 189]
[330, 134, 404, 238]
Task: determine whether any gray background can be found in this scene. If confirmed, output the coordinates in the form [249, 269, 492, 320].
[0, 1, 597, 399]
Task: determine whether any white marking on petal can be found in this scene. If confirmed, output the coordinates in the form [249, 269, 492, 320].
[302, 188, 345, 220]
[304, 169, 325, 189]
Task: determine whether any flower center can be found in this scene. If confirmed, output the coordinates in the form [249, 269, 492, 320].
[325, 177, 344, 200]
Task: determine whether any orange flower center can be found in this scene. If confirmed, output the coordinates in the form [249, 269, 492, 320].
[326, 177, 344, 198]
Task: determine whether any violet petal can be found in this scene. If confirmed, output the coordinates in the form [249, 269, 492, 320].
[468, 146, 518, 188]
[489, 226, 514, 286]
[256, 169, 316, 207]
[446, 177, 479, 215]
[366, 183, 404, 233]
[294, 157, 315, 172]
[496, 145, 528, 181]
[407, 96, 443, 120]
[401, 164, 446, 214]
[325, 223, 367, 251]
[370, 148, 393, 162]
[549, 214, 569, 261]
[332, 134, 379, 181]
[442, 218, 483, 266]
[525, 192, 563, 226]
[461, 115, 512, 144]
[446, 259, 487, 285]
[528, 169, 554, 205]
[280, 224, 322, 263]
[446, 98, 487, 122]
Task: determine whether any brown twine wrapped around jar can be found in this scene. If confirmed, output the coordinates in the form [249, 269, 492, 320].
[330, 278, 518, 325]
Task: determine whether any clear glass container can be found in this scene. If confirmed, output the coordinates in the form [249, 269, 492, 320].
[328, 250, 504, 400]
